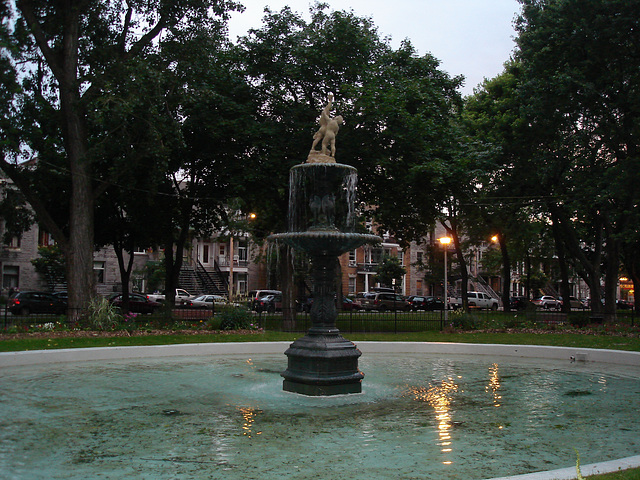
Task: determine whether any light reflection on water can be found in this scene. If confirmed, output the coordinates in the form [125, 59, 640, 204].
[1, 353, 639, 480]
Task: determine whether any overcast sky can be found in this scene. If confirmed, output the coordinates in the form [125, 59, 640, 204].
[227, 0, 522, 96]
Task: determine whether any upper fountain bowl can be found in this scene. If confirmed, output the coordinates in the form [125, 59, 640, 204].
[270, 230, 380, 256]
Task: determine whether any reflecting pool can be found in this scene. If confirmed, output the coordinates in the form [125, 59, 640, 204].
[1, 353, 639, 479]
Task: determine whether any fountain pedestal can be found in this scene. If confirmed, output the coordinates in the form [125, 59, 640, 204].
[270, 229, 380, 396]
[281, 253, 364, 395]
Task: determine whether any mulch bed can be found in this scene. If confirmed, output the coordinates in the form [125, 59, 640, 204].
[0, 329, 262, 341]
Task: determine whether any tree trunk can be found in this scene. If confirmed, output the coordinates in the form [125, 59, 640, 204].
[442, 222, 468, 311]
[603, 221, 620, 322]
[621, 242, 640, 312]
[496, 232, 511, 312]
[551, 212, 572, 314]
[551, 205, 604, 314]
[114, 243, 135, 312]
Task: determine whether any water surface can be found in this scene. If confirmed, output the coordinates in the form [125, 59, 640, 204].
[1, 353, 639, 479]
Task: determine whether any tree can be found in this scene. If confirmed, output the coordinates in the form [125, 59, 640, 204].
[31, 244, 65, 291]
[515, 0, 640, 318]
[462, 64, 535, 311]
[237, 5, 465, 316]
[375, 255, 406, 290]
[237, 5, 392, 316]
[0, 0, 240, 318]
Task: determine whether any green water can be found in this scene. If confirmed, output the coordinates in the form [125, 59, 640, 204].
[1, 353, 639, 479]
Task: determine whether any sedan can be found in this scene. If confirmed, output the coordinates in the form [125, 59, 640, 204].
[559, 296, 586, 309]
[341, 297, 362, 311]
[509, 296, 530, 311]
[188, 295, 227, 309]
[110, 293, 161, 314]
[532, 295, 561, 310]
[7, 291, 66, 315]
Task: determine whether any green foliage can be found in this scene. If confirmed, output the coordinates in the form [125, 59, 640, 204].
[0, 188, 34, 243]
[375, 255, 407, 289]
[85, 297, 122, 331]
[449, 311, 482, 330]
[218, 307, 257, 330]
[30, 245, 66, 291]
[143, 261, 165, 293]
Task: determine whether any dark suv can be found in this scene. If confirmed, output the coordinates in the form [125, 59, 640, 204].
[360, 292, 410, 311]
[8, 291, 67, 315]
[408, 296, 445, 311]
[255, 294, 282, 313]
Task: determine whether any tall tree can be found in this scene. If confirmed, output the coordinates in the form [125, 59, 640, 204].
[0, 0, 240, 317]
[238, 5, 463, 312]
[237, 5, 390, 315]
[515, 0, 640, 317]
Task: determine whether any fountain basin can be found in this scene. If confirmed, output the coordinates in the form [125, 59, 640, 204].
[2, 342, 640, 480]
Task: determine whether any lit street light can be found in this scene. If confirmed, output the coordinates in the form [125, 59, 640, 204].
[439, 236, 452, 323]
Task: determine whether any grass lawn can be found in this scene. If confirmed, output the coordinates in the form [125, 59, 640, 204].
[2, 329, 640, 352]
[2, 327, 640, 479]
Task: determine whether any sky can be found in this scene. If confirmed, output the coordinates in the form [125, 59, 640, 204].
[227, 0, 522, 96]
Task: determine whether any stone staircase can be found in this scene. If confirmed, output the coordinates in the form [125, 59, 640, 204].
[179, 262, 228, 296]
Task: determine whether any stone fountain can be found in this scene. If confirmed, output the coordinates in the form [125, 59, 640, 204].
[270, 94, 381, 396]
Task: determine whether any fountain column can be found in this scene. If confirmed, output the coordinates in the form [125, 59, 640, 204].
[270, 94, 380, 396]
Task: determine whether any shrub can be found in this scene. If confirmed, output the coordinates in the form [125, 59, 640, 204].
[218, 307, 256, 330]
[85, 297, 122, 330]
[451, 312, 481, 330]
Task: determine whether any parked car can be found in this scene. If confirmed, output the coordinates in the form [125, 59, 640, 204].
[616, 299, 634, 310]
[146, 289, 194, 305]
[359, 292, 410, 311]
[110, 293, 161, 314]
[449, 292, 499, 310]
[7, 291, 67, 315]
[249, 289, 282, 311]
[255, 294, 282, 313]
[408, 296, 445, 311]
[509, 296, 530, 311]
[301, 296, 362, 313]
[53, 291, 68, 303]
[532, 295, 561, 310]
[186, 294, 227, 309]
[342, 297, 362, 311]
[559, 296, 586, 309]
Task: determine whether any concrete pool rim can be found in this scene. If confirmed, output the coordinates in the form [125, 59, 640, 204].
[2, 341, 640, 480]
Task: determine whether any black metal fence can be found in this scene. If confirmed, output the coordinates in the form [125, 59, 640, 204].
[252, 306, 637, 333]
[1, 304, 636, 334]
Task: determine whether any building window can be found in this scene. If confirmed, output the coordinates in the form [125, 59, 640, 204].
[417, 251, 423, 265]
[371, 247, 383, 264]
[398, 250, 404, 266]
[202, 244, 210, 264]
[38, 228, 55, 247]
[6, 235, 21, 249]
[237, 273, 248, 295]
[3, 265, 19, 290]
[348, 249, 357, 266]
[348, 276, 356, 294]
[94, 261, 105, 284]
[416, 279, 423, 296]
[237, 240, 248, 262]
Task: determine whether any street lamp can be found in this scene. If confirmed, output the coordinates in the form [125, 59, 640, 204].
[439, 236, 452, 323]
